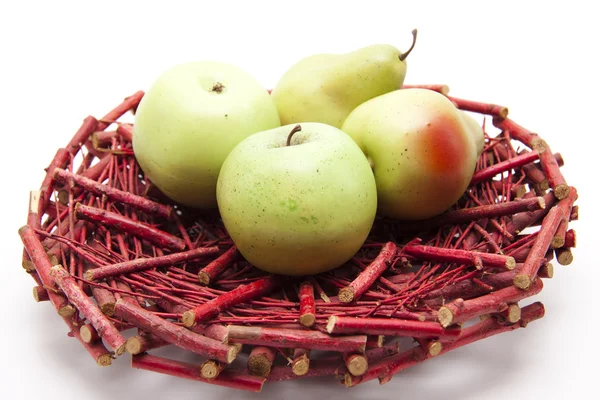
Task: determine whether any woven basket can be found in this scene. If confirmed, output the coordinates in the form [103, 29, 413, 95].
[18, 86, 578, 392]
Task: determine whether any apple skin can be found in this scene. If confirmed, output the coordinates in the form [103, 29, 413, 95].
[133, 61, 281, 208]
[341, 88, 478, 220]
[216, 122, 377, 276]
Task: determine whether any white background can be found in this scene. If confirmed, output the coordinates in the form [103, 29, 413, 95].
[1, 1, 598, 399]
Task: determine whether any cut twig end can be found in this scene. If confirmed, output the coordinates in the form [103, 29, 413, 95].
[181, 311, 196, 328]
[537, 196, 546, 210]
[551, 235, 566, 249]
[126, 336, 143, 355]
[58, 305, 76, 318]
[498, 107, 509, 120]
[292, 354, 310, 376]
[326, 316, 338, 333]
[345, 354, 368, 376]
[80, 325, 96, 344]
[338, 288, 355, 304]
[248, 354, 273, 377]
[505, 257, 516, 270]
[506, 304, 522, 324]
[227, 345, 240, 364]
[197, 271, 210, 286]
[556, 248, 574, 266]
[84, 270, 95, 281]
[513, 274, 532, 290]
[428, 341, 443, 357]
[438, 306, 454, 328]
[539, 263, 554, 279]
[300, 313, 316, 328]
[100, 302, 116, 317]
[200, 360, 222, 380]
[554, 184, 571, 200]
[96, 353, 113, 367]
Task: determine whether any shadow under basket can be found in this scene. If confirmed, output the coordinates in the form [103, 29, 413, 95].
[19, 85, 578, 392]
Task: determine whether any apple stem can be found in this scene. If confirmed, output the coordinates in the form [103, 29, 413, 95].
[211, 82, 225, 93]
[399, 29, 418, 62]
[286, 124, 302, 147]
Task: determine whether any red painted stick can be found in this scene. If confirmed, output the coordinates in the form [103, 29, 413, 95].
[227, 325, 367, 353]
[66, 116, 99, 155]
[54, 168, 172, 219]
[404, 243, 515, 270]
[97, 91, 144, 130]
[116, 123, 133, 142]
[197, 246, 238, 285]
[438, 278, 543, 327]
[19, 225, 73, 314]
[538, 143, 570, 199]
[514, 207, 566, 289]
[182, 276, 279, 327]
[347, 302, 545, 387]
[493, 117, 544, 150]
[447, 96, 508, 119]
[298, 281, 316, 327]
[470, 151, 539, 185]
[39, 148, 70, 216]
[75, 204, 186, 251]
[126, 333, 170, 355]
[248, 346, 277, 377]
[339, 242, 396, 303]
[114, 299, 238, 363]
[85, 246, 219, 281]
[405, 196, 545, 230]
[132, 354, 265, 392]
[50, 265, 127, 354]
[327, 316, 461, 340]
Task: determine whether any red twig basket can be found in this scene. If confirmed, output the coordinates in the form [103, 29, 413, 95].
[18, 85, 578, 392]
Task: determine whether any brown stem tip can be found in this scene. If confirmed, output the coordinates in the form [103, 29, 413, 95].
[286, 124, 302, 147]
[399, 29, 418, 61]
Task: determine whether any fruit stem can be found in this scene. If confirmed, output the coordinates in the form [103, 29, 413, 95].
[286, 124, 302, 146]
[399, 29, 418, 61]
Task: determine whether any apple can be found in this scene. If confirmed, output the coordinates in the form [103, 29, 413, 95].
[341, 88, 479, 220]
[216, 122, 377, 275]
[133, 61, 281, 208]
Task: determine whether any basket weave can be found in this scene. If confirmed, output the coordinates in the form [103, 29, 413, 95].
[18, 87, 578, 392]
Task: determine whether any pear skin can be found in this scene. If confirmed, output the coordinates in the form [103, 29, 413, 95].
[272, 30, 418, 128]
[342, 88, 479, 220]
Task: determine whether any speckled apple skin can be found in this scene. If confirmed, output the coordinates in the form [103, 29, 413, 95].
[342, 89, 478, 220]
[133, 61, 281, 208]
[217, 123, 377, 275]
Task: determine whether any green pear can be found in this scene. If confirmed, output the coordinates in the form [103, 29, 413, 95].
[460, 111, 485, 156]
[271, 30, 418, 128]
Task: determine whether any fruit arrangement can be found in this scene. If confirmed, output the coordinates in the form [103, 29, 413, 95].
[19, 31, 578, 392]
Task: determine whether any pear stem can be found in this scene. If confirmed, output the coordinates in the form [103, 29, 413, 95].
[286, 124, 302, 147]
[399, 29, 418, 61]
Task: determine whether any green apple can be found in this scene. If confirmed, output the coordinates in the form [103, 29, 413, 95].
[341, 88, 479, 220]
[133, 61, 281, 208]
[216, 122, 377, 275]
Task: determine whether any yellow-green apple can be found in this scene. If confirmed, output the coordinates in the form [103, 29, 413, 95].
[341, 88, 479, 220]
[216, 123, 377, 275]
[133, 61, 281, 208]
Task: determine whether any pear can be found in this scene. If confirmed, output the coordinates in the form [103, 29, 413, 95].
[341, 89, 479, 220]
[271, 30, 418, 128]
[460, 111, 485, 156]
